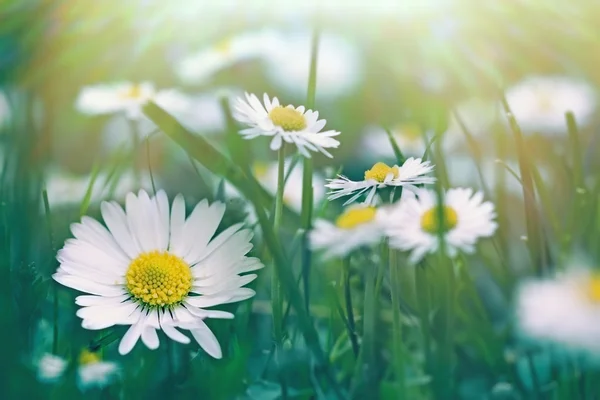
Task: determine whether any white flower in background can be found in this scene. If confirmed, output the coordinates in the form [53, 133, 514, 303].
[0, 90, 10, 128]
[233, 92, 340, 158]
[386, 188, 497, 263]
[253, 159, 325, 213]
[37, 353, 68, 383]
[264, 31, 362, 100]
[360, 123, 427, 161]
[176, 30, 279, 85]
[516, 269, 600, 354]
[326, 158, 435, 205]
[77, 349, 120, 391]
[310, 204, 385, 258]
[53, 190, 263, 357]
[505, 75, 597, 135]
[76, 82, 156, 120]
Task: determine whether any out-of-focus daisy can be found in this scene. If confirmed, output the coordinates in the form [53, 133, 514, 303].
[176, 30, 278, 85]
[505, 75, 597, 135]
[264, 31, 362, 100]
[77, 349, 120, 391]
[233, 92, 340, 158]
[53, 190, 263, 357]
[253, 159, 325, 213]
[385, 188, 497, 263]
[326, 158, 435, 205]
[76, 82, 155, 120]
[360, 123, 427, 161]
[37, 353, 68, 383]
[310, 204, 385, 258]
[516, 269, 600, 354]
[0, 90, 10, 128]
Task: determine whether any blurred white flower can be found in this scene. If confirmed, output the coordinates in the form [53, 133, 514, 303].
[176, 30, 278, 85]
[516, 269, 600, 354]
[360, 123, 428, 161]
[264, 31, 363, 100]
[326, 158, 435, 205]
[505, 75, 597, 135]
[385, 188, 497, 263]
[37, 353, 67, 384]
[310, 204, 385, 258]
[77, 349, 120, 391]
[0, 90, 10, 128]
[75, 82, 156, 120]
[233, 92, 340, 158]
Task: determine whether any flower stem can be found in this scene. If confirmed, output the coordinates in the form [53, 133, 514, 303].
[342, 257, 359, 357]
[42, 189, 58, 354]
[389, 247, 406, 392]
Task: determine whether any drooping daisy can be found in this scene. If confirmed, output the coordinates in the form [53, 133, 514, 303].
[310, 204, 385, 258]
[504, 75, 597, 135]
[77, 349, 120, 391]
[53, 190, 263, 357]
[75, 82, 156, 120]
[360, 123, 428, 161]
[233, 92, 340, 158]
[385, 188, 497, 263]
[326, 158, 435, 205]
[516, 269, 600, 355]
[37, 353, 68, 384]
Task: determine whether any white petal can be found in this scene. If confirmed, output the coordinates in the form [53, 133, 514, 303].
[189, 320, 222, 359]
[141, 326, 160, 350]
[118, 321, 144, 355]
[168, 194, 186, 254]
[101, 201, 140, 258]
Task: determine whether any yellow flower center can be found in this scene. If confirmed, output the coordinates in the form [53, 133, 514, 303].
[364, 162, 400, 182]
[120, 84, 144, 100]
[420, 206, 458, 234]
[335, 207, 377, 229]
[394, 123, 422, 141]
[269, 106, 307, 132]
[252, 162, 269, 179]
[126, 251, 192, 308]
[215, 37, 232, 54]
[586, 275, 600, 303]
[79, 349, 101, 365]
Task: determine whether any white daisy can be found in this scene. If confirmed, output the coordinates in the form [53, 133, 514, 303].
[176, 29, 279, 85]
[504, 75, 597, 135]
[516, 269, 600, 354]
[264, 31, 363, 100]
[233, 92, 340, 158]
[37, 353, 68, 384]
[310, 204, 385, 258]
[325, 158, 436, 205]
[77, 349, 120, 391]
[360, 123, 427, 161]
[53, 189, 263, 357]
[385, 188, 497, 263]
[75, 82, 156, 120]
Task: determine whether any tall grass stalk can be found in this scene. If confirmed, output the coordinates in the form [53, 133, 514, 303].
[42, 189, 58, 354]
[388, 246, 406, 393]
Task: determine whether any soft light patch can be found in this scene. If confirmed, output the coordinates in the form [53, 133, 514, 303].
[126, 251, 192, 308]
[395, 123, 422, 141]
[336, 207, 377, 229]
[586, 275, 600, 303]
[79, 349, 101, 365]
[269, 106, 306, 132]
[420, 206, 458, 234]
[364, 162, 400, 182]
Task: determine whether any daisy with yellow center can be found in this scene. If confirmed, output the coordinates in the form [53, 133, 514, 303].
[233, 92, 340, 158]
[384, 188, 497, 263]
[326, 158, 435, 205]
[517, 269, 600, 355]
[75, 82, 156, 120]
[76, 349, 120, 391]
[310, 205, 385, 258]
[53, 190, 263, 357]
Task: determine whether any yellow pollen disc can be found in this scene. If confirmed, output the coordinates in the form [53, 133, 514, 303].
[420, 206, 459, 234]
[252, 162, 269, 178]
[587, 275, 600, 302]
[79, 349, 101, 365]
[335, 207, 377, 229]
[126, 251, 192, 308]
[269, 106, 307, 132]
[364, 162, 400, 182]
[120, 84, 143, 100]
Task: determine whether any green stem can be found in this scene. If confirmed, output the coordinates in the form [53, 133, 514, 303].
[273, 144, 286, 397]
[42, 189, 58, 354]
[389, 247, 405, 392]
[146, 136, 157, 196]
[342, 257, 359, 358]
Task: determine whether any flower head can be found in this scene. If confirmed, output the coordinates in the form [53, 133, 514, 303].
[37, 353, 68, 383]
[326, 158, 435, 205]
[76, 82, 155, 120]
[310, 204, 385, 258]
[233, 92, 340, 158]
[53, 190, 263, 357]
[385, 188, 497, 263]
[77, 349, 120, 391]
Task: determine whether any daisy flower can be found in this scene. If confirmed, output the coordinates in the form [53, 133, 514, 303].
[233, 92, 340, 158]
[77, 349, 120, 391]
[325, 158, 435, 205]
[53, 190, 263, 357]
[385, 188, 497, 263]
[310, 204, 385, 258]
[504, 75, 597, 135]
[37, 353, 68, 384]
[75, 82, 156, 120]
[516, 269, 600, 355]
[360, 123, 427, 161]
